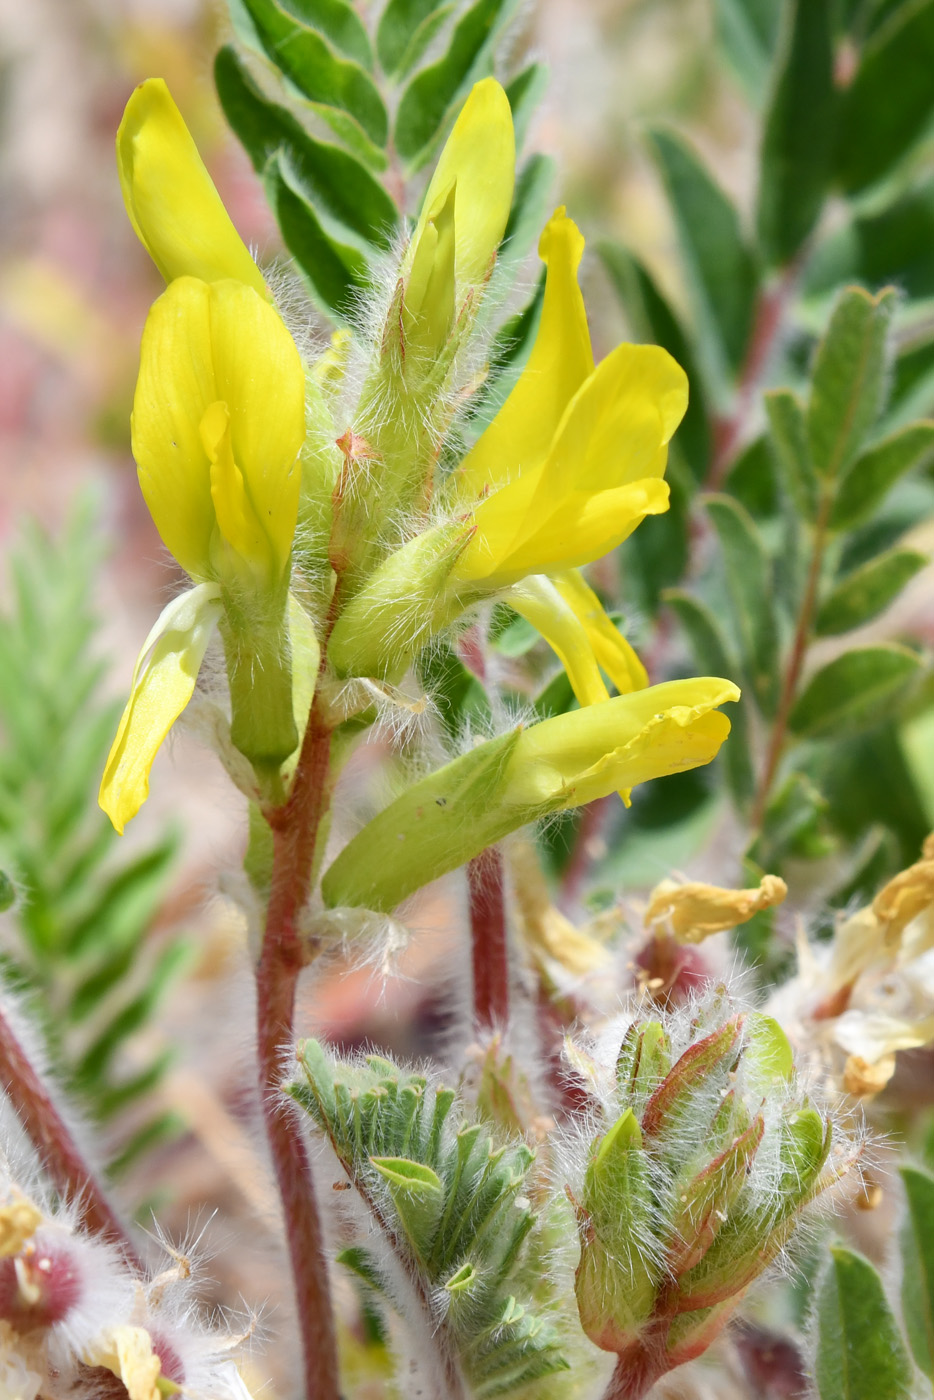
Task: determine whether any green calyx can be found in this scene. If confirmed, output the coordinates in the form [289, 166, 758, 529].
[572, 1004, 839, 1362]
[219, 576, 298, 787]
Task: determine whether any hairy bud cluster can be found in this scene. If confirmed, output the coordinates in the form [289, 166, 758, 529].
[565, 990, 857, 1391]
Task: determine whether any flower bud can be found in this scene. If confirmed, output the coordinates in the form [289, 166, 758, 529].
[565, 991, 852, 1387]
[574, 1110, 659, 1351]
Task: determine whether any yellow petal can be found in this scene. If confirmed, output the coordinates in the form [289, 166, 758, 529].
[202, 400, 276, 584]
[539, 341, 687, 498]
[506, 677, 740, 809]
[85, 1326, 161, 1400]
[99, 585, 222, 833]
[509, 575, 610, 708]
[457, 206, 594, 497]
[453, 340, 685, 587]
[644, 873, 788, 944]
[552, 570, 648, 694]
[0, 1198, 41, 1257]
[403, 180, 456, 355]
[416, 77, 515, 289]
[509, 838, 611, 978]
[117, 78, 268, 295]
[872, 854, 934, 945]
[842, 1053, 896, 1098]
[132, 277, 304, 580]
[460, 476, 669, 586]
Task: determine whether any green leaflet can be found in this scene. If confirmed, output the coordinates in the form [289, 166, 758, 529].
[815, 1246, 913, 1400]
[377, 0, 447, 76]
[703, 494, 781, 717]
[505, 62, 549, 151]
[290, 1045, 569, 1394]
[808, 286, 897, 483]
[788, 644, 923, 738]
[662, 589, 754, 804]
[648, 127, 758, 388]
[814, 548, 928, 635]
[498, 153, 556, 277]
[394, 0, 521, 165]
[712, 0, 782, 101]
[264, 151, 370, 319]
[277, 0, 372, 67]
[765, 388, 819, 519]
[804, 178, 934, 304]
[900, 1163, 934, 1379]
[831, 422, 934, 530]
[215, 45, 399, 254]
[757, 0, 835, 266]
[835, 0, 934, 193]
[0, 506, 187, 1180]
[229, 0, 388, 148]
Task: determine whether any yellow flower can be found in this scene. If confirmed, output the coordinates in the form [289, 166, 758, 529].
[401, 78, 515, 357]
[410, 77, 515, 291]
[505, 677, 736, 809]
[321, 677, 740, 912]
[99, 277, 305, 833]
[132, 275, 305, 587]
[451, 208, 686, 703]
[117, 78, 268, 294]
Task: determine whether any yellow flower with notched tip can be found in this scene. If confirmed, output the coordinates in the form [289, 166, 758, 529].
[117, 77, 268, 295]
[451, 208, 686, 704]
[132, 276, 305, 587]
[99, 277, 305, 834]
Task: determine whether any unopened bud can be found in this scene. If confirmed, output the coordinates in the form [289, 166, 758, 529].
[574, 1109, 658, 1352]
[641, 1016, 744, 1139]
[616, 1020, 670, 1116]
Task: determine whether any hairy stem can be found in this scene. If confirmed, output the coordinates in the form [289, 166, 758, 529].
[0, 1003, 140, 1266]
[602, 1329, 669, 1400]
[468, 848, 510, 1030]
[561, 796, 613, 907]
[259, 690, 341, 1400]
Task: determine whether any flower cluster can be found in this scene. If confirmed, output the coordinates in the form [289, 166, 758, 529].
[0, 1173, 254, 1400]
[97, 75, 738, 924]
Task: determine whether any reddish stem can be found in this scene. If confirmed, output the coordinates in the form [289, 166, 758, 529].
[259, 692, 341, 1400]
[751, 488, 832, 831]
[560, 795, 613, 907]
[467, 848, 510, 1031]
[0, 1005, 140, 1266]
[709, 266, 799, 488]
[602, 1328, 670, 1400]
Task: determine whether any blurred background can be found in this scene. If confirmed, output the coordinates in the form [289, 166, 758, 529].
[3, 1, 934, 1392]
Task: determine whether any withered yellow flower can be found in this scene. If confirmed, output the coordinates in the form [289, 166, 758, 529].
[644, 873, 788, 944]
